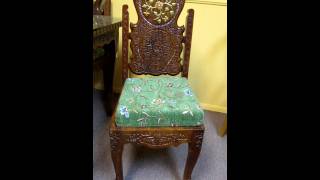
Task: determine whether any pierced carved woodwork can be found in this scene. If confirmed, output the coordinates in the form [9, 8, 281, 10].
[130, 24, 184, 75]
[121, 0, 193, 76]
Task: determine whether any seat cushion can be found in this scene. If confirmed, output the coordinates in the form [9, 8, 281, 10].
[115, 76, 204, 127]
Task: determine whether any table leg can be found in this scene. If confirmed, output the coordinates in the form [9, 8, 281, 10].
[218, 114, 227, 137]
[103, 39, 116, 115]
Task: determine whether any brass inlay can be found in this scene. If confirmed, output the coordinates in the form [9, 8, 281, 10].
[142, 0, 177, 24]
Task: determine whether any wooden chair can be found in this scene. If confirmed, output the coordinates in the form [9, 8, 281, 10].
[109, 0, 204, 179]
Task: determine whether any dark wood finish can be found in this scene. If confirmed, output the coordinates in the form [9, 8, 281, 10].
[182, 9, 194, 78]
[111, 1, 202, 179]
[93, 0, 102, 15]
[93, 16, 121, 115]
[128, 0, 185, 76]
[103, 0, 111, 16]
[121, 5, 129, 85]
[110, 113, 204, 180]
[103, 41, 116, 114]
[120, 0, 195, 78]
[93, 0, 111, 15]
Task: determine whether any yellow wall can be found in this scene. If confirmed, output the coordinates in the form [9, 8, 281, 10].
[111, 0, 227, 113]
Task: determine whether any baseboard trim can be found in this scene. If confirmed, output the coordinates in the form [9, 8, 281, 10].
[200, 103, 227, 113]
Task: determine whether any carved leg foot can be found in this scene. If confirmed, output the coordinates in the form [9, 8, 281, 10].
[183, 133, 203, 180]
[110, 131, 124, 180]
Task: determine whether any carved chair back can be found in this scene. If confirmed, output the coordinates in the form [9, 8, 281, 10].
[122, 0, 194, 84]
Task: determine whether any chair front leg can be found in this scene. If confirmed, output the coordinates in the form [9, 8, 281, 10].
[110, 131, 124, 180]
[183, 132, 204, 180]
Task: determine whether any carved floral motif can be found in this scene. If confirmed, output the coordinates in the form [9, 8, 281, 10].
[110, 131, 121, 151]
[125, 133, 188, 147]
[193, 132, 204, 148]
[142, 0, 177, 24]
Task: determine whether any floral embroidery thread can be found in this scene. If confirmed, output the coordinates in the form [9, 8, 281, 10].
[184, 89, 193, 96]
[152, 98, 165, 105]
[132, 86, 141, 93]
[116, 77, 204, 127]
[120, 106, 130, 118]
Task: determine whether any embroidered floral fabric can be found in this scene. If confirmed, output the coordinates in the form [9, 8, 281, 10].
[115, 76, 204, 127]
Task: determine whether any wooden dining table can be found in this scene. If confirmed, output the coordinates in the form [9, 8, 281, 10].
[93, 15, 121, 115]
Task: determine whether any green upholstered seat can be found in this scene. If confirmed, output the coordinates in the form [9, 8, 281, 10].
[115, 76, 204, 127]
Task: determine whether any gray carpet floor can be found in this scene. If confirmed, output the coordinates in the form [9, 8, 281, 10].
[93, 90, 227, 180]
